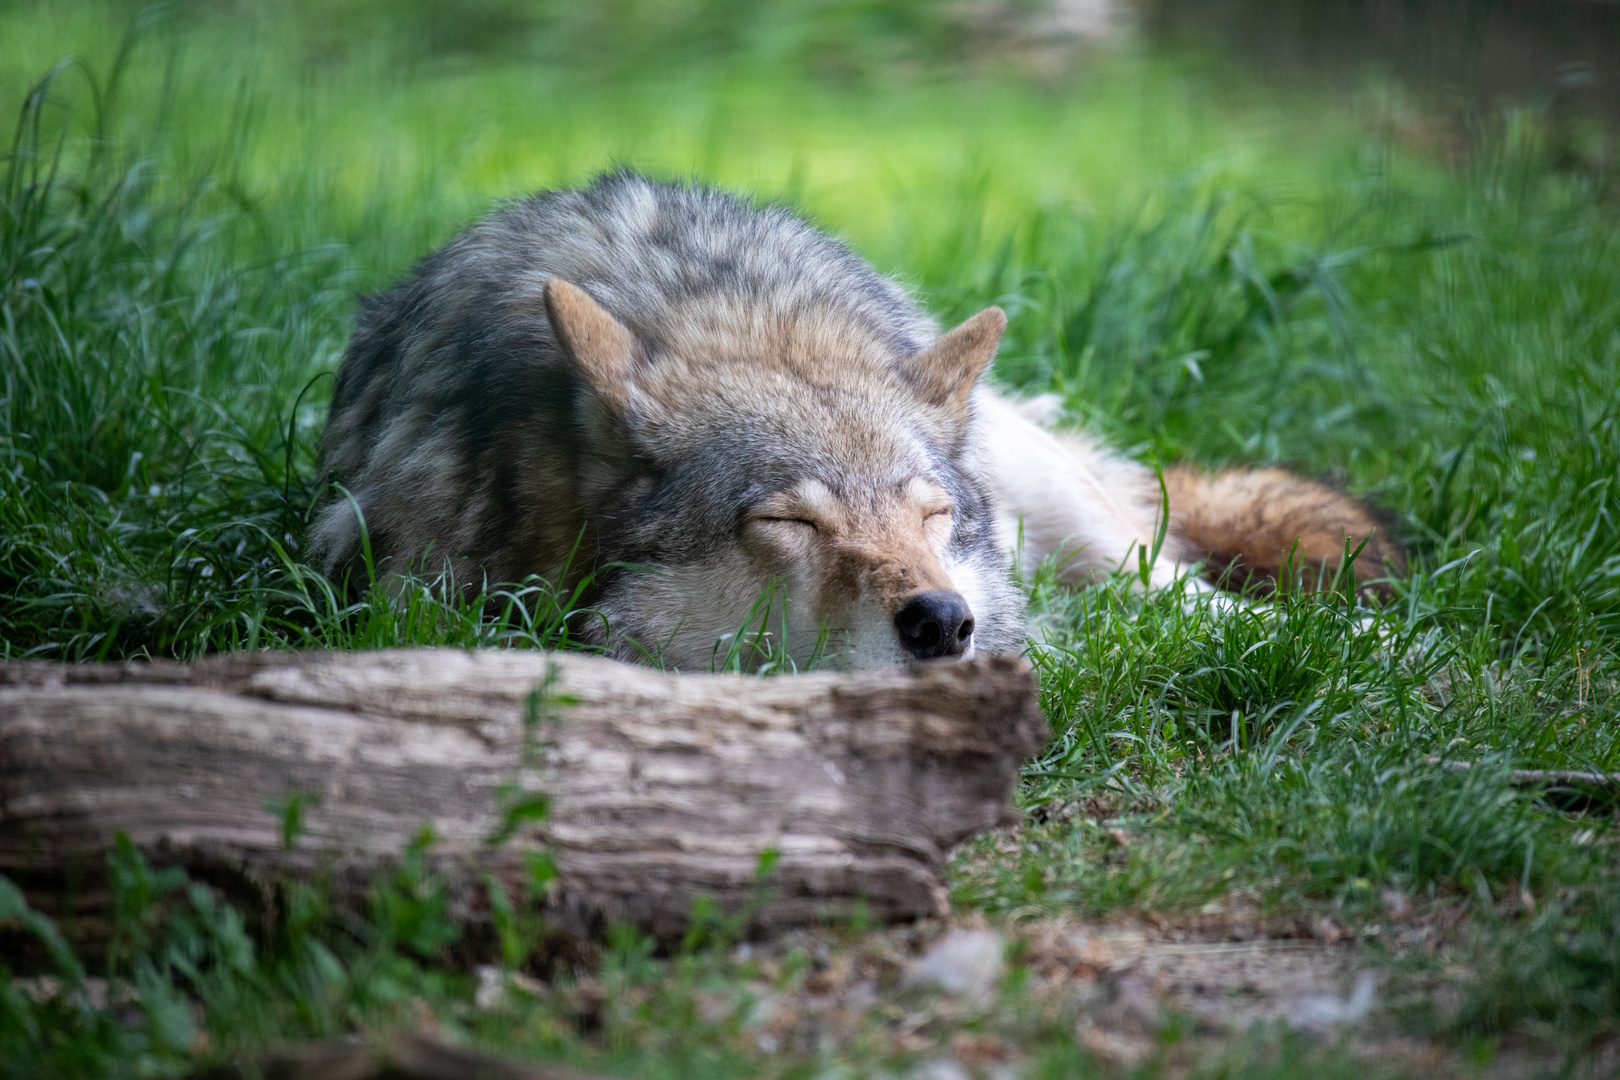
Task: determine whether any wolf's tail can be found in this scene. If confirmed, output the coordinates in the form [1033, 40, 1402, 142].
[1163, 466, 1405, 596]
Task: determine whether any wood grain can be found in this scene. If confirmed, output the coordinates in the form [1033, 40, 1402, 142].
[0, 650, 1046, 941]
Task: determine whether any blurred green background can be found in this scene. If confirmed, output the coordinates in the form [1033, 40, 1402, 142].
[5, 0, 1394, 283]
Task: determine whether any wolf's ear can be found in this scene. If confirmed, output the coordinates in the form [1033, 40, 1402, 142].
[902, 307, 1007, 423]
[545, 278, 637, 410]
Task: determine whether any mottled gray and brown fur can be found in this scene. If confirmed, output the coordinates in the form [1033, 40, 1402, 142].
[315, 171, 1402, 670]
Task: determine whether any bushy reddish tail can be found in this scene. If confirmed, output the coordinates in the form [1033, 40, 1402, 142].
[1163, 466, 1405, 596]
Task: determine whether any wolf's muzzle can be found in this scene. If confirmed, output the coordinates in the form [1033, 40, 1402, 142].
[894, 590, 974, 660]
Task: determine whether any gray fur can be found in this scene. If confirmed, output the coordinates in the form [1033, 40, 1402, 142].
[314, 171, 1024, 669]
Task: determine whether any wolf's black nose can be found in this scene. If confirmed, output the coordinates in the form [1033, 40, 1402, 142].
[894, 590, 974, 660]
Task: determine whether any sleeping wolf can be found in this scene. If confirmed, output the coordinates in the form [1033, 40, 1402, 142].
[314, 172, 1402, 670]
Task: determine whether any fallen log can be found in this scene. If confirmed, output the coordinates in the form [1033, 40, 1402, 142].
[1429, 759, 1620, 813]
[0, 650, 1046, 943]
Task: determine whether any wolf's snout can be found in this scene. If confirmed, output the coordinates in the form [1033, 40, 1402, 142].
[894, 590, 974, 660]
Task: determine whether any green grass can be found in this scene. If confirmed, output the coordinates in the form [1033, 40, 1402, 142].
[2, 2, 1619, 1076]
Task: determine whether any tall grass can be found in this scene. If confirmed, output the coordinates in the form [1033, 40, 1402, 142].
[2, 0, 1619, 1069]
[0, 52, 344, 659]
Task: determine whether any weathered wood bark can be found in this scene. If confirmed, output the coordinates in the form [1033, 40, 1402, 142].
[0, 650, 1046, 942]
[1431, 758, 1620, 813]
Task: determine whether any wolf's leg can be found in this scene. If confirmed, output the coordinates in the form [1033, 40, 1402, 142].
[974, 389, 1198, 593]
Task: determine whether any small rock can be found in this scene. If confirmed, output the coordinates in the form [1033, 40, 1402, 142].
[11, 976, 63, 1004]
[904, 929, 1006, 1007]
[474, 966, 503, 1010]
[743, 985, 781, 1028]
[12, 975, 111, 1010]
[1287, 971, 1377, 1032]
[472, 965, 545, 1010]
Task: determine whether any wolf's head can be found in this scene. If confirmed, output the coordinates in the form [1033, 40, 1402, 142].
[545, 277, 1024, 671]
